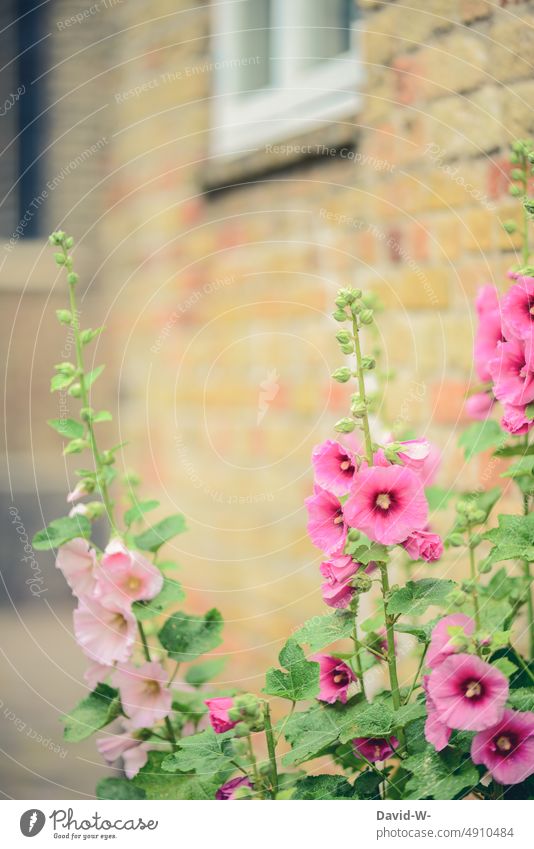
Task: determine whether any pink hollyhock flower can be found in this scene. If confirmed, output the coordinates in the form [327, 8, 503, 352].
[56, 538, 97, 598]
[402, 529, 443, 562]
[312, 654, 355, 704]
[471, 709, 534, 785]
[96, 722, 152, 779]
[205, 697, 238, 734]
[73, 597, 136, 665]
[84, 662, 112, 690]
[501, 402, 534, 435]
[93, 539, 163, 611]
[502, 277, 534, 340]
[305, 485, 347, 555]
[312, 439, 357, 496]
[426, 653, 508, 731]
[423, 675, 451, 752]
[466, 392, 494, 420]
[395, 439, 431, 471]
[427, 614, 475, 669]
[113, 661, 172, 729]
[489, 337, 534, 408]
[353, 737, 399, 762]
[474, 285, 505, 381]
[344, 465, 428, 546]
[216, 776, 253, 800]
[319, 555, 359, 609]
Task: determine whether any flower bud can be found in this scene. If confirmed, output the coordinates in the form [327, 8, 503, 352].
[68, 383, 82, 398]
[334, 417, 356, 433]
[348, 528, 360, 542]
[351, 399, 368, 417]
[511, 169, 525, 180]
[333, 310, 348, 322]
[233, 722, 250, 738]
[335, 330, 351, 344]
[100, 450, 115, 465]
[67, 272, 79, 286]
[446, 532, 465, 547]
[56, 309, 72, 325]
[509, 184, 522, 197]
[359, 309, 374, 325]
[352, 573, 372, 593]
[80, 407, 94, 421]
[478, 557, 492, 574]
[84, 501, 106, 519]
[361, 356, 376, 369]
[335, 295, 347, 308]
[65, 236, 74, 249]
[55, 361, 76, 377]
[502, 220, 517, 234]
[54, 253, 66, 265]
[340, 343, 354, 354]
[332, 367, 352, 383]
[349, 288, 362, 300]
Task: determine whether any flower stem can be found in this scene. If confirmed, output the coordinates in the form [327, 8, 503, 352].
[137, 619, 177, 747]
[379, 562, 406, 753]
[466, 527, 481, 633]
[520, 489, 534, 660]
[246, 734, 261, 793]
[352, 598, 367, 700]
[403, 642, 429, 706]
[263, 702, 279, 797]
[352, 316, 373, 466]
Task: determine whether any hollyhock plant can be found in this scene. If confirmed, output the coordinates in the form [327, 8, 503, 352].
[426, 654, 508, 731]
[96, 721, 154, 779]
[319, 555, 360, 608]
[344, 464, 428, 545]
[205, 697, 238, 734]
[353, 737, 399, 762]
[216, 776, 253, 800]
[94, 539, 163, 610]
[426, 614, 475, 669]
[489, 336, 534, 408]
[113, 661, 172, 728]
[395, 438, 431, 470]
[305, 485, 348, 555]
[474, 284, 505, 382]
[471, 709, 534, 785]
[401, 529, 443, 562]
[502, 277, 534, 340]
[56, 537, 97, 598]
[312, 439, 357, 496]
[73, 597, 137, 665]
[312, 654, 355, 704]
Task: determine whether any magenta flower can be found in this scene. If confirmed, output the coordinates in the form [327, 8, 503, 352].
[501, 402, 534, 435]
[427, 614, 475, 669]
[422, 675, 451, 752]
[344, 465, 428, 545]
[205, 697, 238, 734]
[489, 336, 534, 408]
[96, 720, 152, 779]
[93, 539, 163, 611]
[402, 529, 443, 562]
[113, 661, 172, 729]
[312, 439, 357, 496]
[502, 277, 534, 340]
[319, 555, 359, 609]
[471, 709, 534, 785]
[353, 737, 399, 762]
[73, 597, 136, 665]
[56, 538, 97, 598]
[426, 653, 508, 731]
[305, 485, 347, 555]
[466, 392, 494, 420]
[216, 776, 253, 800]
[474, 285, 505, 381]
[312, 654, 355, 704]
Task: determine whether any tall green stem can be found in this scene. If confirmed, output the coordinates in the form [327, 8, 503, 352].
[352, 317, 373, 466]
[352, 597, 367, 700]
[467, 526, 481, 633]
[521, 491, 534, 659]
[263, 702, 279, 797]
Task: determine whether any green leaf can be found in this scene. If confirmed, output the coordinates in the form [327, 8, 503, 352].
[162, 728, 234, 775]
[352, 542, 389, 565]
[404, 748, 479, 800]
[158, 608, 223, 662]
[133, 577, 185, 621]
[185, 658, 226, 687]
[80, 327, 104, 345]
[124, 499, 160, 527]
[63, 438, 87, 455]
[387, 579, 456, 617]
[134, 514, 187, 552]
[458, 420, 504, 459]
[32, 515, 91, 550]
[501, 456, 534, 479]
[132, 751, 225, 800]
[292, 775, 356, 800]
[96, 778, 146, 800]
[352, 770, 382, 799]
[338, 701, 394, 743]
[263, 639, 320, 701]
[85, 365, 105, 388]
[395, 617, 440, 643]
[47, 418, 84, 439]
[281, 700, 364, 766]
[50, 372, 74, 392]
[292, 611, 354, 652]
[426, 485, 455, 512]
[483, 514, 534, 565]
[508, 688, 534, 712]
[92, 410, 112, 423]
[60, 684, 121, 742]
[492, 657, 518, 678]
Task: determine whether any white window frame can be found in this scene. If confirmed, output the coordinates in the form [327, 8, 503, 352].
[211, 0, 363, 157]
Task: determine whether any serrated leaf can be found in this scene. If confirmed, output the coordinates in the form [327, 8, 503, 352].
[353, 542, 389, 565]
[404, 748, 479, 800]
[85, 365, 104, 388]
[338, 701, 394, 743]
[47, 418, 84, 439]
[133, 577, 185, 621]
[501, 456, 534, 479]
[426, 485, 455, 512]
[162, 728, 234, 775]
[96, 778, 146, 799]
[507, 688, 534, 712]
[458, 420, 504, 460]
[492, 657, 518, 678]
[32, 515, 91, 550]
[281, 700, 365, 766]
[185, 658, 226, 687]
[292, 775, 356, 800]
[292, 611, 354, 652]
[263, 639, 320, 701]
[134, 514, 187, 552]
[483, 514, 534, 565]
[387, 579, 455, 617]
[124, 499, 160, 527]
[158, 608, 223, 661]
[60, 684, 121, 741]
[132, 751, 226, 800]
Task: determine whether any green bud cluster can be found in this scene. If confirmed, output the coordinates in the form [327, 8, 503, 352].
[228, 694, 264, 733]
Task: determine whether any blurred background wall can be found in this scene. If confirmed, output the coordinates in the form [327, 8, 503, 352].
[1, 0, 533, 798]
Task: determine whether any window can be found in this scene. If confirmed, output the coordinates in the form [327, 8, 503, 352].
[211, 0, 361, 156]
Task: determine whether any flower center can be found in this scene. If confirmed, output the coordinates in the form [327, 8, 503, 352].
[340, 459, 352, 471]
[112, 612, 128, 633]
[529, 303, 534, 316]
[145, 679, 161, 696]
[373, 745, 383, 760]
[127, 576, 141, 591]
[333, 510, 344, 525]
[333, 671, 349, 686]
[464, 680, 482, 699]
[495, 735, 512, 753]
[375, 492, 391, 510]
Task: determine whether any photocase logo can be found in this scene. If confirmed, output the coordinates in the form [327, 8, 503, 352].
[256, 368, 280, 425]
[20, 809, 46, 837]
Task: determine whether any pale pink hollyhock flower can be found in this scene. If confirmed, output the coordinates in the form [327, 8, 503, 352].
[471, 709, 534, 785]
[489, 337, 534, 407]
[96, 721, 152, 779]
[319, 555, 359, 609]
[474, 285, 505, 382]
[402, 529, 443, 562]
[396, 438, 431, 471]
[427, 614, 475, 669]
[426, 653, 508, 732]
[423, 675, 451, 752]
[344, 465, 428, 546]
[84, 662, 112, 690]
[501, 402, 534, 435]
[93, 539, 163, 611]
[502, 277, 534, 340]
[73, 597, 136, 665]
[113, 661, 172, 729]
[312, 654, 355, 704]
[56, 538, 97, 598]
[205, 697, 238, 734]
[216, 776, 253, 800]
[305, 485, 347, 555]
[312, 439, 357, 496]
[353, 737, 399, 762]
[466, 392, 494, 420]
[67, 480, 91, 503]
